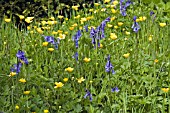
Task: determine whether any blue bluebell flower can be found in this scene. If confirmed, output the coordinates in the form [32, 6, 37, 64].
[84, 89, 92, 101]
[132, 16, 140, 33]
[16, 50, 28, 64]
[84, 25, 88, 32]
[73, 52, 78, 61]
[42, 35, 59, 49]
[150, 11, 154, 16]
[105, 55, 115, 74]
[72, 30, 82, 48]
[120, 0, 132, 16]
[111, 87, 120, 92]
[10, 63, 22, 74]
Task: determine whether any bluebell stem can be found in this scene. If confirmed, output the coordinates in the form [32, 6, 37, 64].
[111, 87, 120, 92]
[10, 63, 22, 74]
[84, 89, 92, 101]
[72, 30, 82, 48]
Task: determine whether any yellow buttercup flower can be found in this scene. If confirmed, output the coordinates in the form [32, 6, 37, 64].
[99, 43, 103, 48]
[57, 30, 63, 33]
[110, 33, 117, 40]
[159, 23, 166, 27]
[25, 17, 34, 23]
[58, 34, 66, 39]
[111, 9, 117, 13]
[104, 0, 111, 3]
[54, 82, 64, 88]
[74, 15, 80, 19]
[123, 53, 130, 58]
[4, 18, 11, 23]
[19, 78, 26, 83]
[148, 35, 153, 41]
[161, 88, 169, 93]
[118, 22, 123, 26]
[15, 105, 19, 109]
[107, 24, 113, 28]
[94, 3, 100, 6]
[65, 32, 68, 35]
[65, 67, 74, 72]
[154, 59, 158, 63]
[42, 42, 48, 46]
[19, 15, 25, 20]
[24, 91, 30, 95]
[125, 31, 130, 35]
[49, 17, 55, 21]
[9, 72, 17, 77]
[48, 48, 54, 52]
[69, 27, 74, 30]
[63, 78, 68, 82]
[89, 9, 94, 12]
[83, 57, 91, 62]
[27, 26, 31, 30]
[113, 0, 119, 5]
[36, 28, 43, 34]
[44, 109, 49, 113]
[41, 20, 47, 25]
[58, 15, 64, 19]
[111, 16, 116, 21]
[52, 31, 58, 35]
[72, 5, 79, 10]
[77, 77, 85, 83]
[114, 26, 118, 29]
[72, 23, 78, 27]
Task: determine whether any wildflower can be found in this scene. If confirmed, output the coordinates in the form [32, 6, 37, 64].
[99, 43, 103, 48]
[113, 0, 119, 5]
[9, 72, 17, 77]
[159, 23, 166, 27]
[111, 87, 120, 92]
[111, 9, 117, 13]
[19, 15, 24, 20]
[114, 26, 118, 29]
[24, 91, 30, 95]
[10, 63, 22, 74]
[44, 109, 49, 113]
[65, 67, 74, 72]
[107, 24, 113, 28]
[73, 52, 78, 61]
[94, 3, 100, 6]
[42, 35, 59, 49]
[104, 0, 111, 3]
[19, 78, 26, 83]
[72, 5, 79, 10]
[105, 55, 115, 74]
[154, 59, 158, 63]
[49, 17, 55, 20]
[16, 50, 28, 64]
[161, 88, 169, 93]
[58, 15, 63, 19]
[27, 26, 31, 30]
[52, 31, 58, 35]
[63, 78, 68, 82]
[150, 11, 155, 16]
[77, 77, 85, 83]
[15, 105, 19, 109]
[132, 16, 140, 33]
[36, 28, 43, 34]
[4, 18, 11, 22]
[72, 30, 82, 48]
[69, 27, 74, 30]
[125, 31, 130, 35]
[41, 20, 47, 25]
[58, 34, 66, 40]
[54, 82, 64, 88]
[110, 33, 117, 40]
[48, 48, 54, 52]
[84, 25, 88, 32]
[25, 17, 34, 23]
[148, 35, 152, 41]
[84, 89, 92, 101]
[118, 22, 123, 26]
[83, 57, 91, 62]
[123, 53, 130, 58]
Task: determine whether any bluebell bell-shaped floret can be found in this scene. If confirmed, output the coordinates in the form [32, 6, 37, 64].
[125, 0, 132, 8]
[105, 55, 115, 74]
[150, 11, 154, 16]
[16, 50, 25, 59]
[84, 25, 88, 32]
[132, 21, 140, 33]
[10, 63, 22, 74]
[90, 27, 96, 38]
[104, 17, 111, 22]
[20, 57, 29, 65]
[84, 89, 92, 101]
[111, 87, 120, 92]
[73, 52, 78, 61]
[120, 5, 127, 16]
[133, 16, 137, 21]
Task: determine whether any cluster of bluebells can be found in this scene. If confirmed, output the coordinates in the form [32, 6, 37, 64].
[42, 35, 59, 49]
[131, 16, 140, 33]
[120, 0, 132, 16]
[10, 50, 28, 74]
[105, 55, 115, 74]
[72, 30, 82, 61]
[90, 17, 110, 48]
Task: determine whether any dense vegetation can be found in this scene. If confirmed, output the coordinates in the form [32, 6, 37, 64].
[0, 0, 169, 112]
